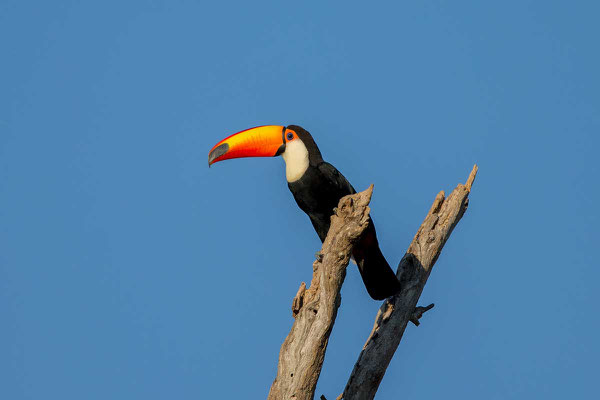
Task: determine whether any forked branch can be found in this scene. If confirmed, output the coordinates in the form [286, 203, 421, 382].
[267, 165, 478, 400]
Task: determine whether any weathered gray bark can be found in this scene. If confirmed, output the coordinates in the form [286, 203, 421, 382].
[341, 165, 478, 400]
[268, 166, 477, 400]
[267, 185, 375, 400]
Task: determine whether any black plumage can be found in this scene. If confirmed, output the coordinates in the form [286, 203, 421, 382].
[286, 125, 400, 300]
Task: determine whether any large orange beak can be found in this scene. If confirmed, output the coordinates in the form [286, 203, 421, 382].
[208, 125, 285, 166]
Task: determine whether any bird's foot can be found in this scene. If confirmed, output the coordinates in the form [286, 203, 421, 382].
[315, 251, 324, 262]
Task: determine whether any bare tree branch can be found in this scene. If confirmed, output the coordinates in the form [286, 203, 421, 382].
[341, 165, 478, 400]
[266, 165, 478, 400]
[268, 185, 375, 400]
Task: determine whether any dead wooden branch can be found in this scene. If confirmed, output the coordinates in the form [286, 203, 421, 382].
[341, 165, 478, 400]
[267, 185, 375, 400]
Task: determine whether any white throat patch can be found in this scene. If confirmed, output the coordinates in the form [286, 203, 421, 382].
[281, 140, 309, 182]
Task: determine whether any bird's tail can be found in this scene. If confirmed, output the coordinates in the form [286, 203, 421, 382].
[352, 220, 401, 300]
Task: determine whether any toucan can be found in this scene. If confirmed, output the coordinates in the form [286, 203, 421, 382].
[208, 125, 400, 300]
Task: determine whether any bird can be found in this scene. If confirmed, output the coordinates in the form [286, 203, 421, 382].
[208, 125, 400, 300]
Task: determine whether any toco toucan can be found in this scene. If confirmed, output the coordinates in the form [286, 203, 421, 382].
[208, 125, 400, 300]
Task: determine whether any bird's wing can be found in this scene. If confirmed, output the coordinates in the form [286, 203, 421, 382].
[316, 161, 356, 195]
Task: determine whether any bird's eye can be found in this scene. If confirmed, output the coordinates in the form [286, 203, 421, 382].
[286, 132, 294, 141]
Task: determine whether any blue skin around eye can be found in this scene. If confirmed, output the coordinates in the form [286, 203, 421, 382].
[287, 133, 293, 140]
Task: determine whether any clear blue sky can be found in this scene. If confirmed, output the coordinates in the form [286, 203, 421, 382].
[1, 1, 598, 399]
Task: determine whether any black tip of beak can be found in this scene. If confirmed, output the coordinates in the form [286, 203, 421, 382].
[208, 143, 229, 167]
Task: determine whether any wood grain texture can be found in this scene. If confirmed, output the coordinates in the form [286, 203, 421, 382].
[268, 185, 375, 400]
[341, 165, 478, 400]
